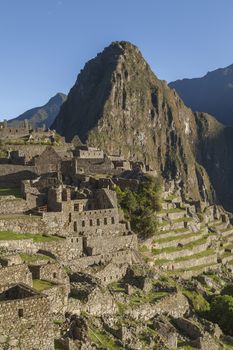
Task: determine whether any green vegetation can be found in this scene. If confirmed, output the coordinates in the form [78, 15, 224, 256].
[152, 236, 207, 255]
[182, 289, 210, 313]
[116, 302, 128, 314]
[139, 244, 149, 253]
[0, 230, 64, 242]
[20, 253, 51, 263]
[221, 283, 233, 296]
[33, 279, 56, 291]
[172, 249, 215, 263]
[158, 227, 188, 236]
[0, 187, 22, 198]
[88, 326, 124, 350]
[109, 281, 125, 292]
[167, 263, 217, 275]
[153, 231, 202, 245]
[172, 217, 193, 223]
[128, 290, 168, 306]
[115, 175, 162, 238]
[54, 339, 68, 350]
[159, 208, 184, 214]
[208, 295, 233, 335]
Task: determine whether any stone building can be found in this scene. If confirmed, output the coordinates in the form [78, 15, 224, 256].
[0, 283, 54, 349]
[34, 146, 61, 175]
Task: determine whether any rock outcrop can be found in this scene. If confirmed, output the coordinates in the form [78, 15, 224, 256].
[52, 41, 216, 203]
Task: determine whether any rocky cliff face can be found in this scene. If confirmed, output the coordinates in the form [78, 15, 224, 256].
[9, 92, 66, 128]
[169, 64, 233, 126]
[194, 112, 233, 210]
[52, 41, 227, 205]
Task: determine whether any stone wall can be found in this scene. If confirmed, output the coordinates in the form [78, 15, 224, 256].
[0, 288, 54, 350]
[32, 262, 69, 285]
[155, 241, 210, 261]
[72, 208, 120, 234]
[0, 237, 83, 263]
[0, 197, 28, 214]
[0, 215, 45, 234]
[0, 238, 35, 252]
[127, 292, 189, 321]
[161, 253, 218, 270]
[93, 262, 129, 286]
[0, 164, 36, 187]
[42, 284, 69, 316]
[67, 287, 117, 317]
[0, 264, 32, 287]
[68, 249, 133, 270]
[36, 237, 83, 262]
[3, 144, 71, 162]
[84, 234, 138, 256]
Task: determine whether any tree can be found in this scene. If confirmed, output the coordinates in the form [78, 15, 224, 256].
[115, 176, 162, 239]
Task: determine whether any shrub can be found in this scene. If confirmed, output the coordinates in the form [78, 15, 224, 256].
[221, 284, 233, 297]
[209, 295, 233, 335]
[115, 176, 162, 238]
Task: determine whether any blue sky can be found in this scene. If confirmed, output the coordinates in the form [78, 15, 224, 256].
[1, 0, 233, 119]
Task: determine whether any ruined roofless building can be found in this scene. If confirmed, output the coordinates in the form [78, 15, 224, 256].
[0, 283, 54, 349]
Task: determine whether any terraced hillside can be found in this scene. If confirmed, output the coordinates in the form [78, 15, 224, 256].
[140, 187, 233, 278]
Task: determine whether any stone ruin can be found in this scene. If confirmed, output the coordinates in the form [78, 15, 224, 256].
[0, 138, 233, 349]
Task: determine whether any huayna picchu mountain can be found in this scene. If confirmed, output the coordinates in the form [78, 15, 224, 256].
[169, 64, 233, 126]
[9, 92, 66, 128]
[52, 41, 233, 211]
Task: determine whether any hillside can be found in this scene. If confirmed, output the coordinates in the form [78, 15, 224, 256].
[9, 92, 66, 128]
[169, 64, 233, 125]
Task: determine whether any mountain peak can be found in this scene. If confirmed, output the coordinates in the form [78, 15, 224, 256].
[8, 92, 67, 128]
[51, 42, 215, 203]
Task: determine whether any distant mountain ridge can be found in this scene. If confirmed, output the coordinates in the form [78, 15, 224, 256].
[169, 64, 233, 125]
[8, 93, 67, 128]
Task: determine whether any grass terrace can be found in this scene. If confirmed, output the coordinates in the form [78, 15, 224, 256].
[153, 231, 202, 245]
[0, 213, 40, 220]
[157, 227, 188, 236]
[172, 217, 193, 223]
[159, 208, 185, 214]
[0, 187, 22, 198]
[20, 253, 52, 263]
[167, 262, 218, 275]
[152, 236, 208, 255]
[109, 281, 125, 293]
[88, 326, 124, 350]
[33, 279, 57, 292]
[154, 249, 215, 266]
[0, 230, 64, 242]
[128, 290, 168, 306]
